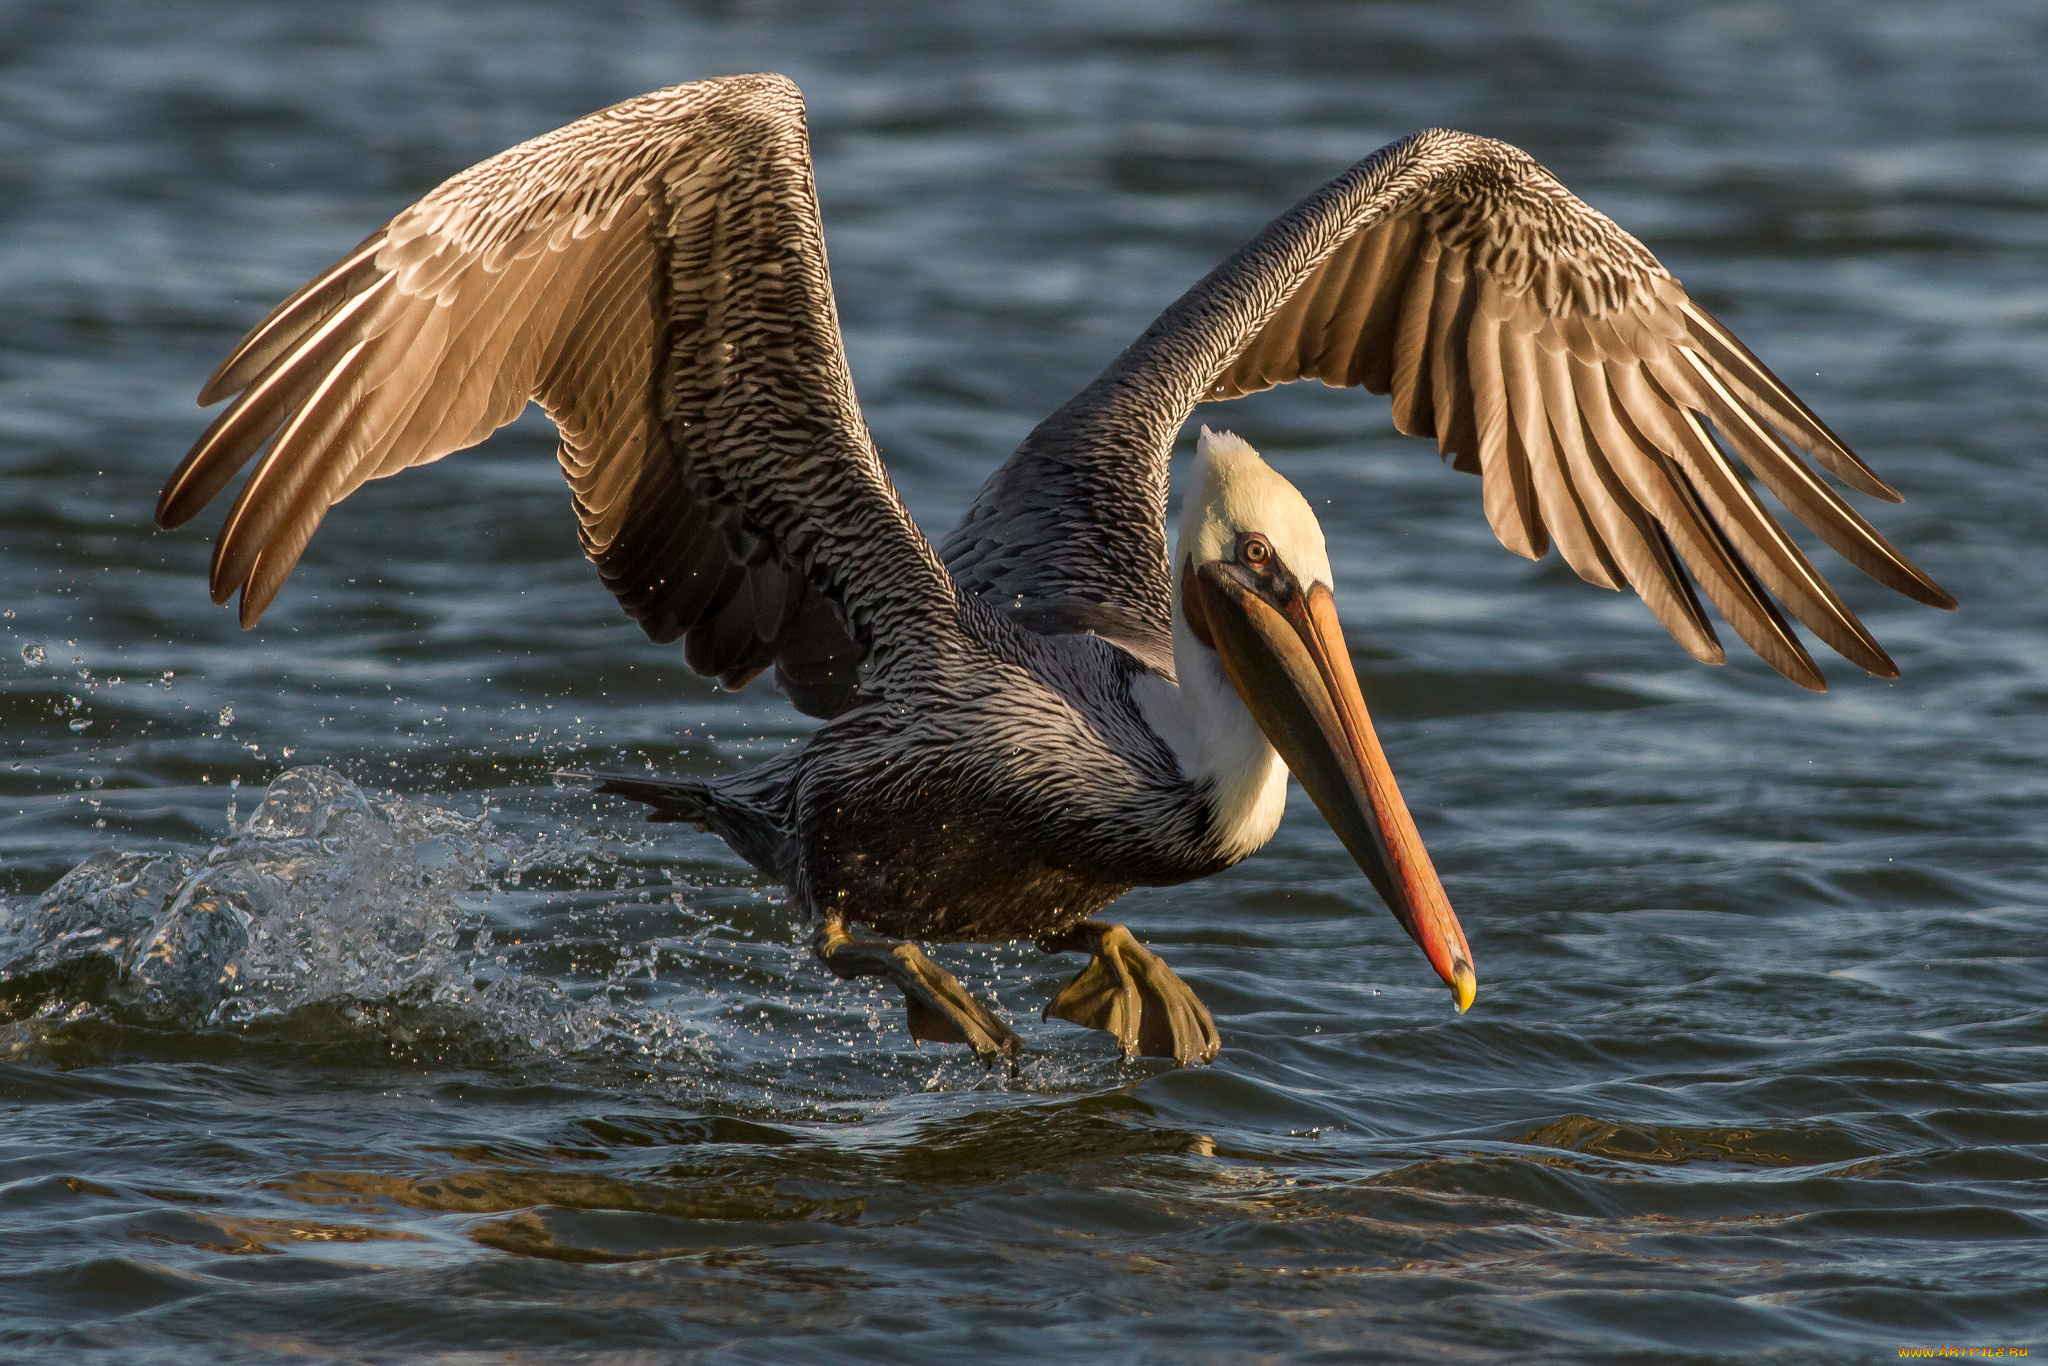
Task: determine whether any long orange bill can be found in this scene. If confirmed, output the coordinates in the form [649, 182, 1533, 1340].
[1187, 560, 1476, 1012]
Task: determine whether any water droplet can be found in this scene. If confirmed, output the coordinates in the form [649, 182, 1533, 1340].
[219, 705, 234, 726]
[20, 642, 45, 665]
[67, 718, 92, 733]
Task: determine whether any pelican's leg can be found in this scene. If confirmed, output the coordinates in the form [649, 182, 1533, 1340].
[1036, 921, 1220, 1065]
[812, 917, 1022, 1068]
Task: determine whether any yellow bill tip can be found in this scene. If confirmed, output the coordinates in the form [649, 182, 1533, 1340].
[1450, 959, 1477, 1014]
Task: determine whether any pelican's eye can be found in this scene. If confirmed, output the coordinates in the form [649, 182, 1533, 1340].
[1239, 533, 1273, 567]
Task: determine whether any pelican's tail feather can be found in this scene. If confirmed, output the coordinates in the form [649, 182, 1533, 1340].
[571, 771, 715, 826]
[567, 767, 796, 882]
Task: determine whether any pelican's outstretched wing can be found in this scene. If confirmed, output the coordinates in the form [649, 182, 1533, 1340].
[159, 73, 960, 718]
[942, 129, 1953, 690]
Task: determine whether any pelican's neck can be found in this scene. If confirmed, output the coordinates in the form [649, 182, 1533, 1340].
[1133, 565, 1288, 864]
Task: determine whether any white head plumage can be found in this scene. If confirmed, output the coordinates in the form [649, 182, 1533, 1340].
[1175, 426, 1334, 590]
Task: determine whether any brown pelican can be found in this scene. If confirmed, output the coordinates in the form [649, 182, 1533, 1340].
[155, 74, 1953, 1067]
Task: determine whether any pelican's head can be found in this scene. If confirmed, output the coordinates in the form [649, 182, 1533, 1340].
[1177, 427, 1476, 1013]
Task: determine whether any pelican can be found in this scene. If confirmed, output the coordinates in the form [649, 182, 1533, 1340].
[156, 74, 1953, 1067]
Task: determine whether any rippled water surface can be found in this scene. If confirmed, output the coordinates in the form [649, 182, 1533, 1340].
[4, 2, 2047, 1361]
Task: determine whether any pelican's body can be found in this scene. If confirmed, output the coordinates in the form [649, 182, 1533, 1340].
[619, 431, 1328, 941]
[157, 74, 1951, 1065]
[675, 583, 1227, 948]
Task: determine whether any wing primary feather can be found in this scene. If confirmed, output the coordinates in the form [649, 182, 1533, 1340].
[238, 498, 340, 627]
[198, 228, 389, 405]
[1666, 454, 1827, 689]
[1675, 300, 1900, 502]
[238, 519, 327, 628]
[209, 339, 372, 604]
[1652, 446, 1825, 690]
[1631, 364, 1897, 678]
[163, 394, 297, 532]
[1566, 360, 1722, 661]
[208, 335, 372, 598]
[240, 376, 425, 626]
[159, 272, 400, 528]
[1672, 349, 1955, 610]
[1590, 370, 1818, 685]
[1646, 519, 1720, 662]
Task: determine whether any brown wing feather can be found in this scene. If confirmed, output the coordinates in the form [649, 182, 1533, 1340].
[1127, 129, 1951, 687]
[160, 73, 952, 718]
[1563, 359, 1722, 663]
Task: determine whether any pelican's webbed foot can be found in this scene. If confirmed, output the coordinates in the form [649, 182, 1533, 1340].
[813, 918, 1022, 1068]
[1037, 921, 1220, 1065]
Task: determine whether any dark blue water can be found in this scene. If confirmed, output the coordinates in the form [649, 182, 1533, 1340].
[3, 2, 2046, 1361]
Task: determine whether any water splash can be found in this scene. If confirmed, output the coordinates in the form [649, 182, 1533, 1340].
[0, 767, 713, 1070]
[1, 769, 1091, 1101]
[1, 767, 481, 1026]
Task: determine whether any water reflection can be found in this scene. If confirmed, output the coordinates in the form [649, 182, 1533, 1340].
[1514, 1113, 1875, 1169]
